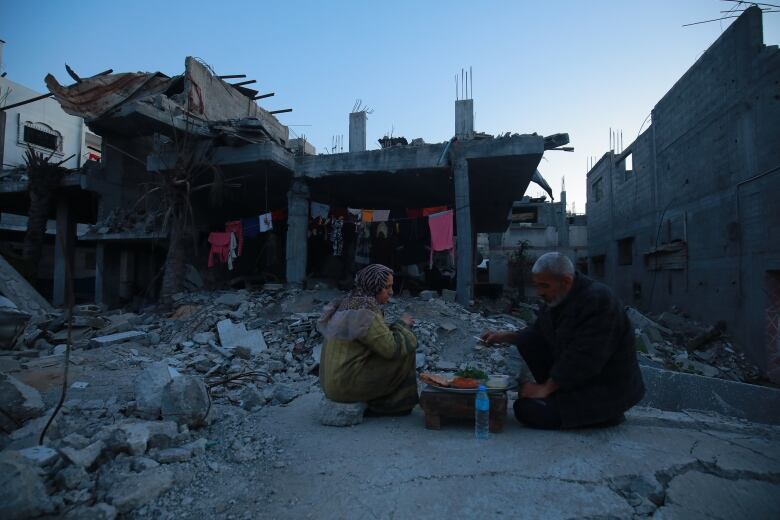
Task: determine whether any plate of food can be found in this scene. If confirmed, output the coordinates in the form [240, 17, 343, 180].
[419, 369, 516, 394]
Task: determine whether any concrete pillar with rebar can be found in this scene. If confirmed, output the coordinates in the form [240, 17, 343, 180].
[285, 179, 310, 285]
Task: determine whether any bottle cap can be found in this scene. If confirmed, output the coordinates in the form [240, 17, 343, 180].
[478, 385, 487, 391]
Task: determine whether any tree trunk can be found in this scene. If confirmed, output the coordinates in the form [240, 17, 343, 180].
[160, 217, 187, 306]
[22, 187, 54, 283]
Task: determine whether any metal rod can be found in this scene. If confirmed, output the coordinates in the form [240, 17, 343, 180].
[470, 66, 473, 99]
[95, 69, 113, 77]
[269, 108, 292, 114]
[65, 64, 81, 83]
[253, 92, 275, 100]
[231, 80, 257, 86]
[0, 92, 54, 111]
[218, 74, 246, 79]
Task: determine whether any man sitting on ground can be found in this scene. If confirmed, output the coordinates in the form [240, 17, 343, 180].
[481, 252, 645, 429]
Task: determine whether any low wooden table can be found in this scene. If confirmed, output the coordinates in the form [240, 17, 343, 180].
[419, 385, 508, 433]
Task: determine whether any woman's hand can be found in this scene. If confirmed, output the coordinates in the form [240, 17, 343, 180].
[400, 314, 415, 327]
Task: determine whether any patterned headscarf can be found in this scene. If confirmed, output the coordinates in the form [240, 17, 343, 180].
[338, 264, 393, 314]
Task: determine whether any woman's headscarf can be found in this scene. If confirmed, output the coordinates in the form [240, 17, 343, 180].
[318, 264, 394, 340]
[338, 264, 394, 314]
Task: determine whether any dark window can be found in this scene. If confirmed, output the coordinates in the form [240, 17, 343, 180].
[23, 125, 59, 150]
[591, 255, 605, 278]
[592, 177, 603, 202]
[511, 206, 537, 224]
[618, 237, 634, 265]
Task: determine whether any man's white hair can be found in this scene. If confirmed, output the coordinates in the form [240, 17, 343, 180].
[532, 252, 575, 278]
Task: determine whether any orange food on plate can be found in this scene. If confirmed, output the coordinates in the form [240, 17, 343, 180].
[450, 377, 480, 389]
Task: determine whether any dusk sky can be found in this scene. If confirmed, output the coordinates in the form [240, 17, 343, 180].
[3, 0, 778, 212]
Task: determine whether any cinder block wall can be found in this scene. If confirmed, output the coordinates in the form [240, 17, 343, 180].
[586, 6, 780, 373]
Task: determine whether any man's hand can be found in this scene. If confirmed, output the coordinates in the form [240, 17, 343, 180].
[480, 330, 512, 345]
[400, 314, 415, 327]
[519, 379, 560, 399]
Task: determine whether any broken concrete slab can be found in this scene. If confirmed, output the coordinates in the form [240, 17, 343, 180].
[118, 421, 179, 456]
[214, 293, 244, 308]
[0, 451, 54, 520]
[319, 396, 366, 427]
[89, 330, 148, 349]
[160, 375, 209, 427]
[56, 464, 90, 490]
[62, 502, 117, 520]
[0, 254, 54, 316]
[18, 445, 59, 467]
[60, 440, 105, 469]
[134, 362, 173, 419]
[640, 365, 780, 425]
[0, 372, 45, 431]
[154, 447, 191, 464]
[106, 466, 175, 513]
[216, 319, 267, 354]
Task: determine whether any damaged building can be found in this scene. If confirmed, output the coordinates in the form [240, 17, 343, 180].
[585, 7, 780, 382]
[2, 55, 569, 311]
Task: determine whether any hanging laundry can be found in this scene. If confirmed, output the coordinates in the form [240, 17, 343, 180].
[271, 209, 287, 221]
[354, 223, 371, 266]
[347, 208, 363, 222]
[405, 208, 422, 219]
[362, 210, 374, 223]
[208, 232, 232, 268]
[225, 221, 243, 256]
[422, 205, 448, 216]
[227, 232, 238, 270]
[373, 209, 390, 222]
[428, 210, 454, 268]
[376, 221, 389, 239]
[259, 212, 273, 232]
[331, 217, 344, 256]
[310, 201, 330, 220]
[242, 216, 260, 238]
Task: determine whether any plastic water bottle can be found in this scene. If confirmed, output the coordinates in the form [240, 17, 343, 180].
[475, 385, 490, 440]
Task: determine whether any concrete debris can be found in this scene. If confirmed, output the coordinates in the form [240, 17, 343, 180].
[18, 445, 59, 467]
[0, 372, 45, 431]
[60, 440, 105, 468]
[63, 502, 117, 520]
[89, 330, 148, 349]
[319, 396, 366, 426]
[160, 375, 210, 427]
[216, 319, 267, 354]
[105, 467, 175, 513]
[134, 362, 174, 419]
[240, 384, 265, 411]
[0, 452, 54, 520]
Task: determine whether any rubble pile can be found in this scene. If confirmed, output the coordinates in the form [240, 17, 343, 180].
[628, 307, 762, 383]
[86, 207, 165, 236]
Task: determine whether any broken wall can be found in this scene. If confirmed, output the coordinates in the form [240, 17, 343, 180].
[586, 6, 780, 374]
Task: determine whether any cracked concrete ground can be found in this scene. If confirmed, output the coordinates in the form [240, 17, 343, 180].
[148, 393, 780, 519]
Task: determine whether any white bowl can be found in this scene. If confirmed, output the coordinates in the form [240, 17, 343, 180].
[486, 374, 511, 389]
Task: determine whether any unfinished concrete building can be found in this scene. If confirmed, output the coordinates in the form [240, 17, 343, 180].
[585, 7, 780, 381]
[24, 57, 569, 309]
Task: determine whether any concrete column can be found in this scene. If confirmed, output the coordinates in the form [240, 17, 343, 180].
[454, 157, 473, 305]
[95, 242, 120, 308]
[455, 99, 474, 140]
[559, 190, 570, 247]
[53, 198, 76, 306]
[285, 179, 310, 285]
[349, 112, 367, 153]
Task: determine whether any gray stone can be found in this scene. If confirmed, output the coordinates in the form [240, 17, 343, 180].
[63, 502, 117, 520]
[263, 283, 284, 291]
[272, 384, 298, 405]
[441, 289, 457, 302]
[106, 467, 175, 513]
[160, 375, 209, 427]
[0, 372, 45, 431]
[419, 290, 436, 301]
[131, 457, 160, 471]
[439, 321, 457, 332]
[190, 354, 213, 373]
[134, 362, 173, 419]
[241, 384, 265, 411]
[119, 421, 179, 455]
[183, 437, 208, 457]
[154, 447, 191, 464]
[57, 464, 90, 490]
[0, 452, 54, 519]
[60, 440, 105, 468]
[18, 445, 59, 466]
[268, 359, 285, 372]
[89, 330, 148, 349]
[192, 332, 214, 345]
[416, 353, 426, 369]
[147, 331, 161, 346]
[319, 397, 366, 426]
[62, 432, 91, 449]
[214, 293, 243, 308]
[217, 319, 267, 354]
[435, 360, 457, 371]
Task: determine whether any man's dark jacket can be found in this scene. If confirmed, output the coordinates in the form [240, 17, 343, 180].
[532, 272, 645, 428]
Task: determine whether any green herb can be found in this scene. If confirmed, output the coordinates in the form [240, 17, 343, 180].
[454, 367, 488, 380]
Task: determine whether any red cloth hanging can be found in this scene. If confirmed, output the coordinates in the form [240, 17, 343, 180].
[428, 210, 454, 268]
[422, 205, 448, 216]
[208, 232, 232, 268]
